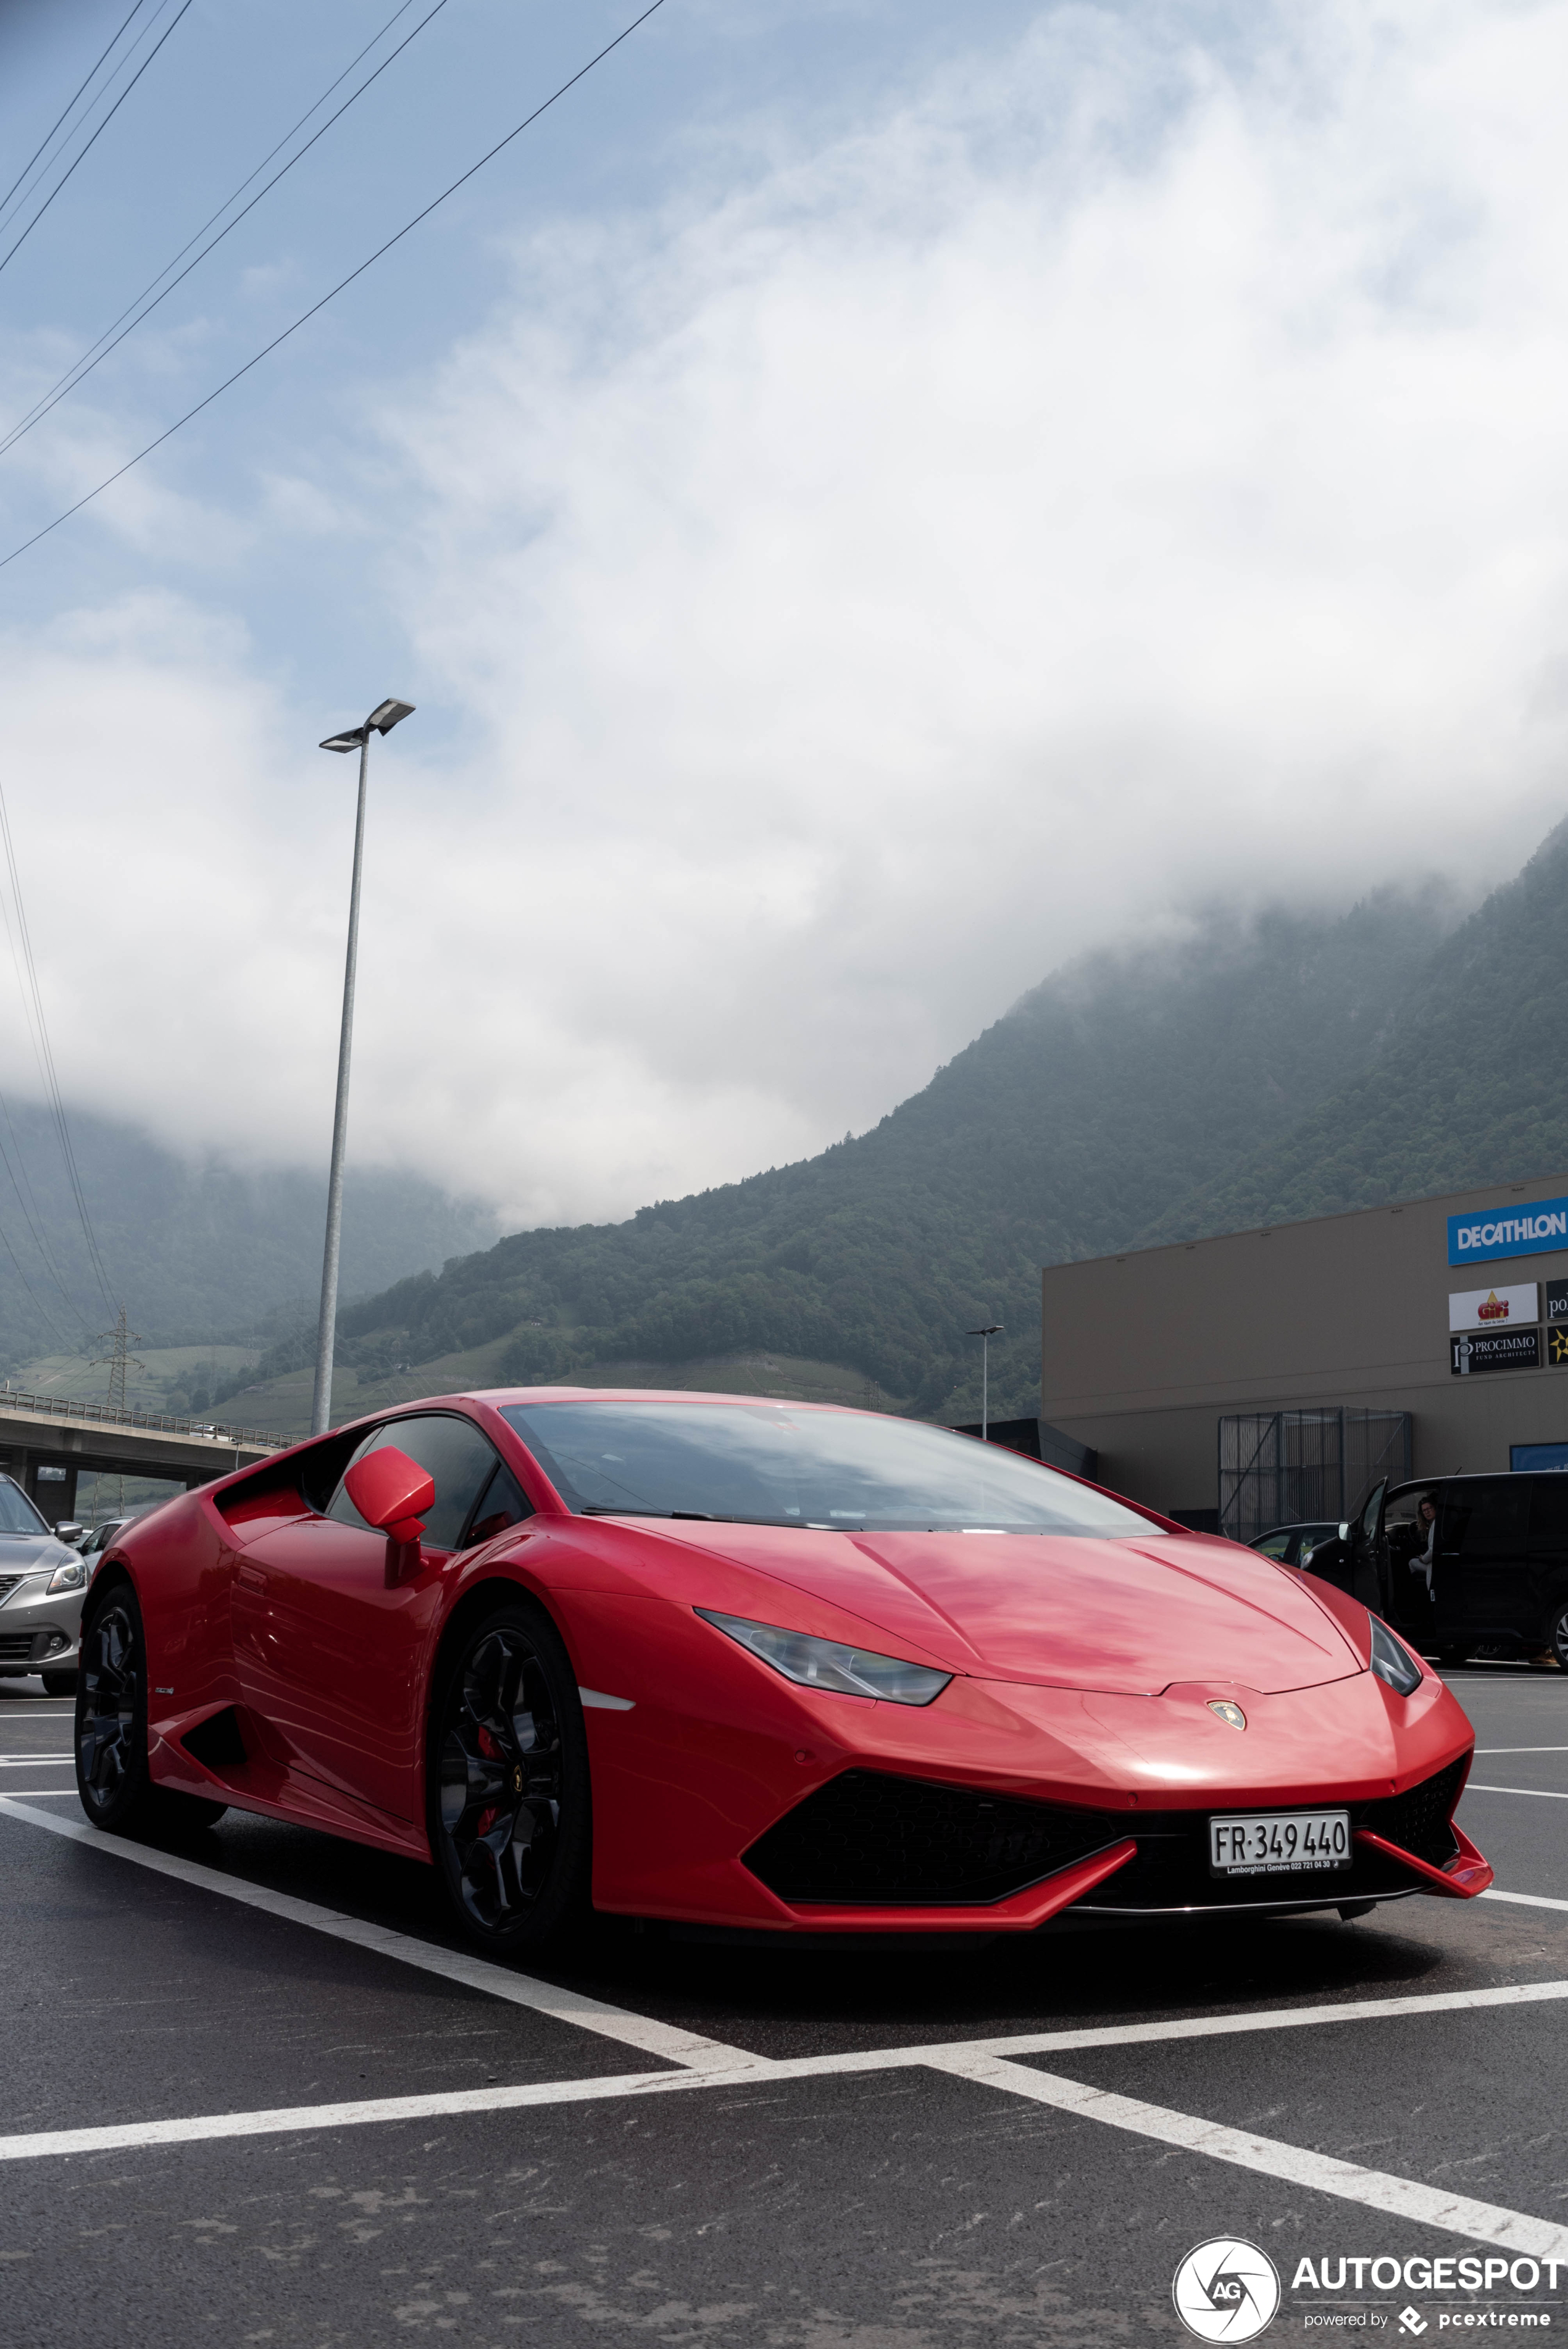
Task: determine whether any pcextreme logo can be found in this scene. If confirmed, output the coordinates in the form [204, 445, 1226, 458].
[1173, 2239, 1283, 2341]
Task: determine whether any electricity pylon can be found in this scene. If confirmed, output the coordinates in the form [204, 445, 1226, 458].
[91, 1306, 146, 1414]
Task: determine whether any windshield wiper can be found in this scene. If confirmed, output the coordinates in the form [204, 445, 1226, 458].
[578, 1504, 731, 1520]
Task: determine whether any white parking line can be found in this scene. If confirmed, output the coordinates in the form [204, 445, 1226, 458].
[0, 1798, 743, 2071]
[6, 2030, 1568, 2264]
[1475, 1746, 1568, 1754]
[925, 2053, 1568, 2261]
[1483, 1890, 1568, 1914]
[1466, 1785, 1568, 1800]
[0, 1755, 73, 1764]
[10, 1796, 1568, 2255]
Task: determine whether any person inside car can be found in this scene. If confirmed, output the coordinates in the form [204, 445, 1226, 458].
[1408, 1493, 1438, 1600]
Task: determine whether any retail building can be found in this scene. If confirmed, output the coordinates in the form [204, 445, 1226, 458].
[1040, 1174, 1568, 1538]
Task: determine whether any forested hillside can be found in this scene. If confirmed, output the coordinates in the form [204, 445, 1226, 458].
[235, 877, 1456, 1426]
[1151, 818, 1568, 1241]
[0, 1103, 496, 1375]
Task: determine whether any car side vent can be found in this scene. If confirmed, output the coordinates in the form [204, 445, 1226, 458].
[743, 1769, 1124, 1906]
[1357, 1755, 1467, 1868]
[181, 1708, 248, 1770]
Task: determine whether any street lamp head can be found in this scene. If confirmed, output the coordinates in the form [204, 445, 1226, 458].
[319, 699, 415, 754]
[967, 1324, 1003, 1338]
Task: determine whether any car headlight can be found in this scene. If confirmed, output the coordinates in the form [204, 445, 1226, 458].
[46, 1558, 86, 1594]
[1370, 1615, 1422, 1698]
[695, 1608, 952, 1706]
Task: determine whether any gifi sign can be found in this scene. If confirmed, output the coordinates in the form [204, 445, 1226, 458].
[1448, 1196, 1568, 1267]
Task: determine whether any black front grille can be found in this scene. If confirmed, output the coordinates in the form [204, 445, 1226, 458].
[1359, 1756, 1466, 1867]
[0, 1630, 38, 1663]
[0, 1575, 23, 1600]
[1082, 1821, 1413, 1911]
[1083, 1756, 1468, 1913]
[745, 1756, 1470, 1914]
[744, 1771, 1127, 1906]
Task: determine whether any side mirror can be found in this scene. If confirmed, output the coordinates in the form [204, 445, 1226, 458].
[1338, 1521, 1350, 1542]
[54, 1522, 85, 1546]
[344, 1448, 436, 1544]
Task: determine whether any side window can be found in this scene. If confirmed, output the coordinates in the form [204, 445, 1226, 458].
[1253, 1533, 1291, 1560]
[327, 1414, 504, 1551]
[1441, 1479, 1532, 1561]
[466, 1461, 533, 1548]
[1530, 1477, 1568, 1553]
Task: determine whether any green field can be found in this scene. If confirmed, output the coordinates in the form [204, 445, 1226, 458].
[12, 1345, 261, 1417]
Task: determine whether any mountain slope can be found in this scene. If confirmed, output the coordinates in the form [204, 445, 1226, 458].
[1146, 817, 1568, 1241]
[296, 885, 1448, 1424]
[0, 1101, 498, 1374]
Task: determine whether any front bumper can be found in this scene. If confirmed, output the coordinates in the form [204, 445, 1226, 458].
[0, 1582, 83, 1676]
[561, 1588, 1491, 1932]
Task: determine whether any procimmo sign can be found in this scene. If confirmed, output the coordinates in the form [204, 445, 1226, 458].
[1448, 1197, 1568, 1267]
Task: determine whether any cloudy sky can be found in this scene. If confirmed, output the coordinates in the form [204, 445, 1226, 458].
[1, 0, 1566, 1233]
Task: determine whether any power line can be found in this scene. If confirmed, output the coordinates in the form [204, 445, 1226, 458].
[0, 0, 452, 463]
[0, 1084, 94, 1341]
[0, 0, 670, 575]
[0, 0, 196, 280]
[0, 775, 118, 1314]
[0, 0, 155, 223]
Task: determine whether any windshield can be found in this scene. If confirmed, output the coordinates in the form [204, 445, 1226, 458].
[499, 1400, 1156, 1537]
[0, 1476, 47, 1536]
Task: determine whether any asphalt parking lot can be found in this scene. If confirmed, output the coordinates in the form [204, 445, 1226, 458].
[4, 1666, 1568, 2348]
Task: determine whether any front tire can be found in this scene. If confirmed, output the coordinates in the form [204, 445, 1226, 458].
[75, 1582, 226, 1834]
[41, 1671, 77, 1696]
[428, 1596, 590, 1955]
[1545, 1603, 1568, 1673]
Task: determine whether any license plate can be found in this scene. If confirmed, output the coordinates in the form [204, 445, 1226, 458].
[1209, 1809, 1351, 1875]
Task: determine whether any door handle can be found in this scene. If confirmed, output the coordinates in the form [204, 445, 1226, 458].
[236, 1564, 265, 1592]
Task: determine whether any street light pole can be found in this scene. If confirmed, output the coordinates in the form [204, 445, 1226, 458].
[311, 698, 415, 1437]
[967, 1322, 1003, 1444]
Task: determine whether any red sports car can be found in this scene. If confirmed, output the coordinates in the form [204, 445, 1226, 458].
[74, 1390, 1491, 1951]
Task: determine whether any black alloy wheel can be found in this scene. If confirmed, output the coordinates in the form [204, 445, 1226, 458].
[1437, 1644, 1471, 1667]
[428, 1598, 590, 1953]
[75, 1582, 225, 1835]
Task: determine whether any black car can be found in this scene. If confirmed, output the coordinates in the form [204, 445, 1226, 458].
[1248, 1520, 1341, 1567]
[1304, 1471, 1568, 1667]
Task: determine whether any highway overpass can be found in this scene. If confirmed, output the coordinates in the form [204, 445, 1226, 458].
[0, 1389, 287, 1523]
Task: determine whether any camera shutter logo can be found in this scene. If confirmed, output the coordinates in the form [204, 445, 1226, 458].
[1172, 2238, 1282, 2342]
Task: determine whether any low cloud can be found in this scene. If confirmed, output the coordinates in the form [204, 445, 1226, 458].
[4, 0, 1568, 1230]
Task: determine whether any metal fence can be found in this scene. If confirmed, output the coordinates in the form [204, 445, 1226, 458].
[0, 1387, 288, 1453]
[1218, 1408, 1412, 1545]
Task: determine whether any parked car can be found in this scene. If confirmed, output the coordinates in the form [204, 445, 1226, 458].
[0, 1474, 91, 1693]
[1248, 1521, 1341, 1567]
[73, 1387, 1489, 1950]
[1303, 1471, 1568, 1666]
[78, 1518, 132, 1569]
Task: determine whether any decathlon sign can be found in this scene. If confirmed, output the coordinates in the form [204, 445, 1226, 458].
[1448, 1198, 1568, 1267]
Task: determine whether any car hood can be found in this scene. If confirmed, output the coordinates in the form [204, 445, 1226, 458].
[649, 1522, 1362, 1696]
[0, 1533, 76, 1590]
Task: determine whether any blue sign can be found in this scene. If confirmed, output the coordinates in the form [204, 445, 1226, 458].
[1449, 1196, 1568, 1266]
[1512, 1444, 1568, 1472]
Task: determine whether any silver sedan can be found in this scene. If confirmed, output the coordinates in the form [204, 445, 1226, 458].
[0, 1475, 90, 1694]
